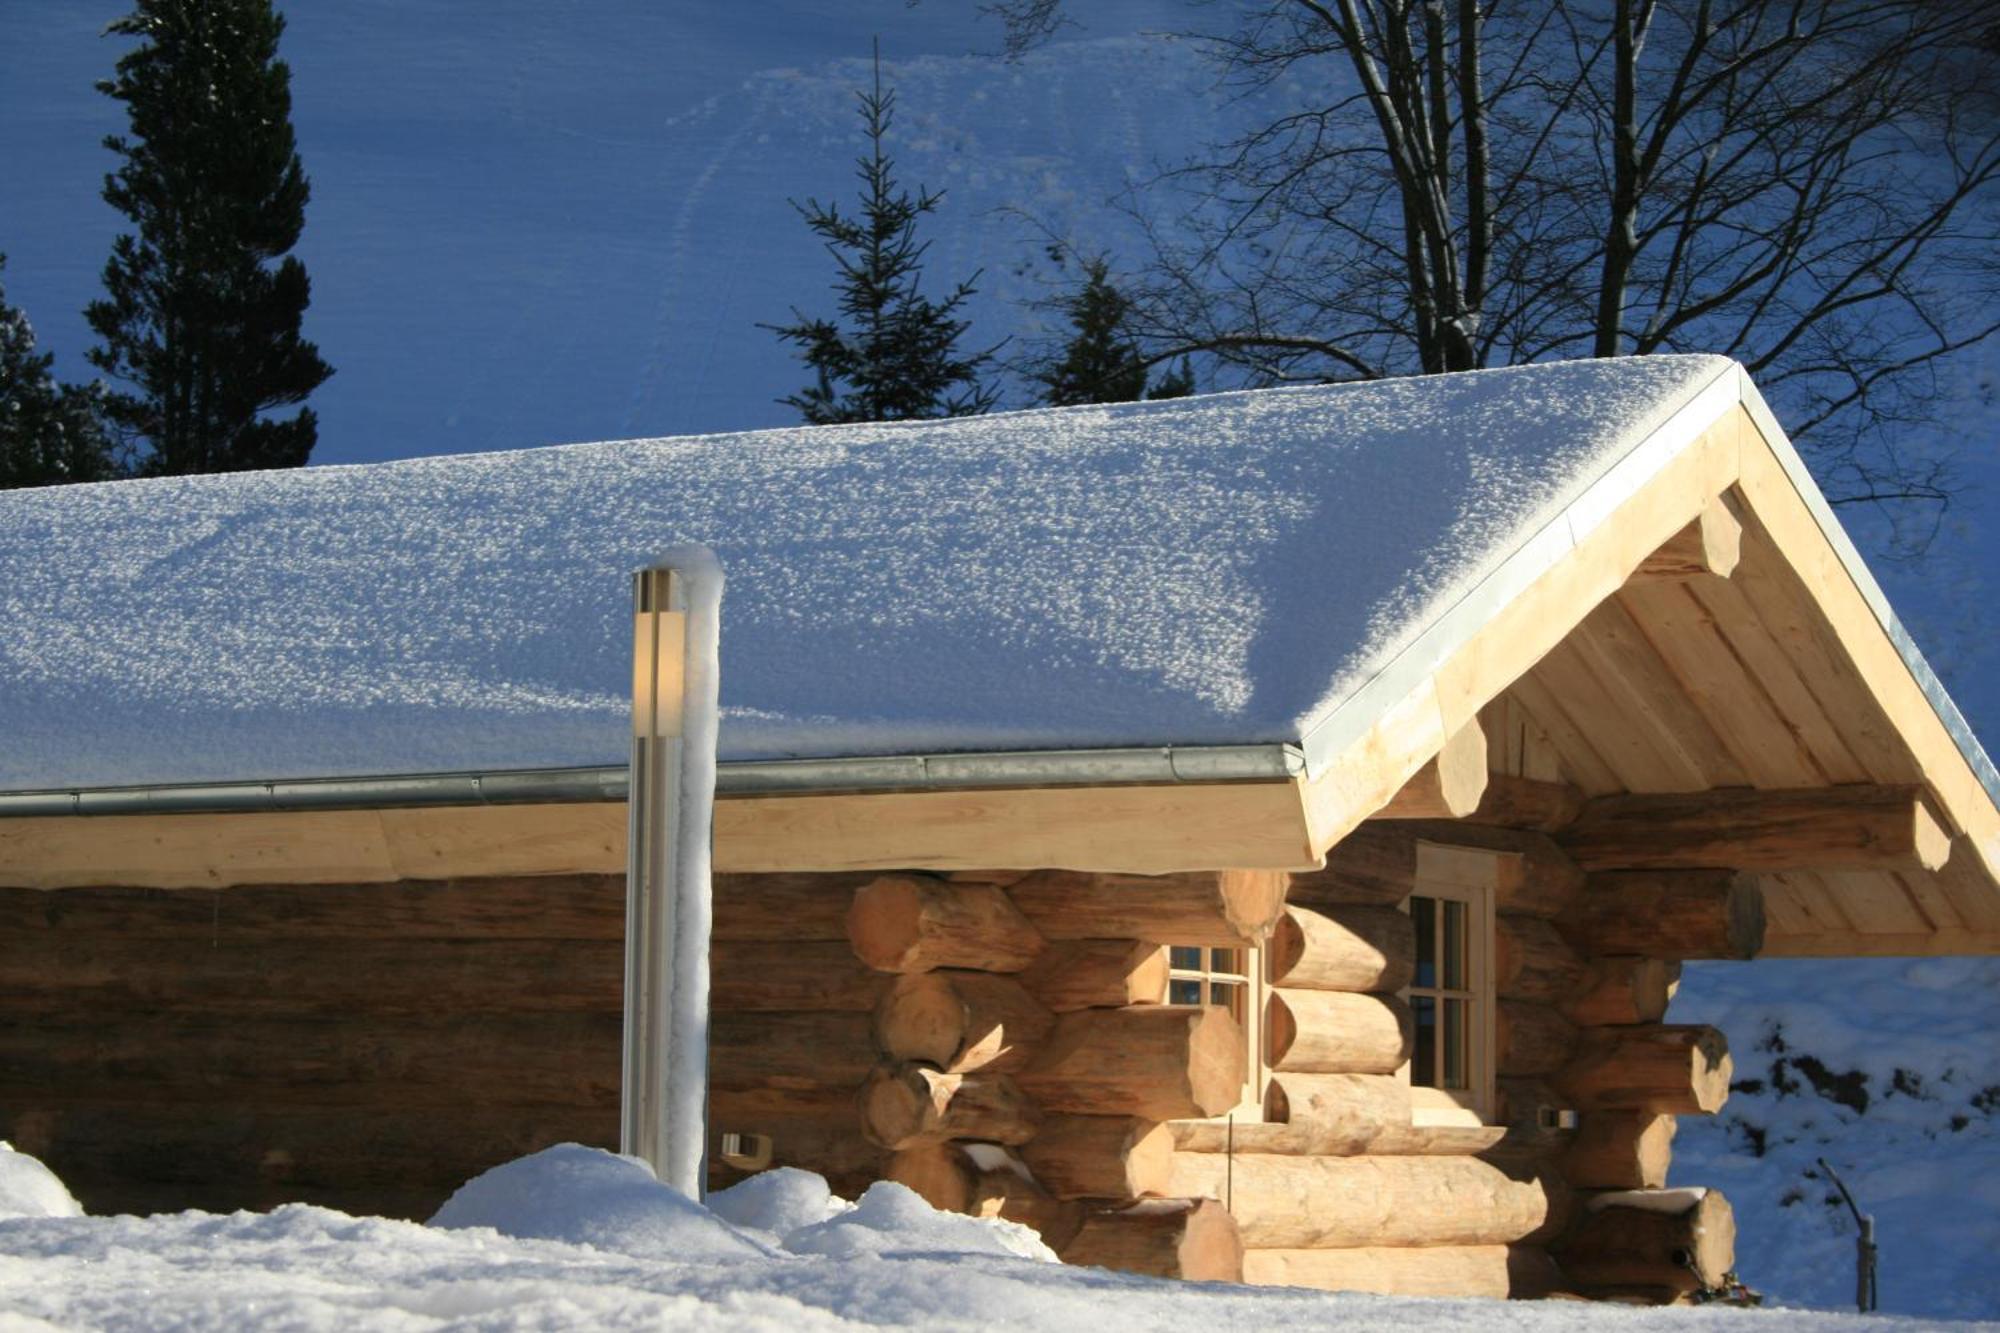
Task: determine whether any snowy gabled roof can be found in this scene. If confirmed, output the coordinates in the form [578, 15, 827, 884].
[0, 354, 1798, 792]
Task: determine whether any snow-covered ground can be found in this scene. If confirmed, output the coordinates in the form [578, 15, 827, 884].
[0, 1142, 1979, 1332]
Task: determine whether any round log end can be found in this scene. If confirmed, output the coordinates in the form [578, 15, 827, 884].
[874, 973, 965, 1066]
[1188, 1005, 1248, 1117]
[859, 1063, 942, 1149]
[847, 875, 930, 973]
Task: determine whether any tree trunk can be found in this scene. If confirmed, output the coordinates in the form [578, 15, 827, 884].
[1578, 870, 1765, 959]
[1060, 1198, 1244, 1282]
[712, 940, 890, 1012]
[847, 875, 1045, 973]
[1017, 939, 1168, 1011]
[1566, 1112, 1676, 1190]
[1166, 1152, 1566, 1248]
[1008, 869, 1289, 946]
[1019, 1006, 1246, 1120]
[1495, 915, 1585, 1004]
[1019, 1115, 1174, 1199]
[1560, 957, 1680, 1026]
[1560, 1188, 1736, 1295]
[1266, 905, 1414, 993]
[1242, 1244, 1561, 1298]
[872, 970, 1053, 1073]
[1496, 1000, 1579, 1077]
[1266, 988, 1413, 1074]
[1260, 1071, 1411, 1155]
[859, 1062, 1039, 1150]
[1559, 1025, 1732, 1114]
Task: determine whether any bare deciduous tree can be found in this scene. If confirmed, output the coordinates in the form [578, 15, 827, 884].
[990, 1, 2000, 539]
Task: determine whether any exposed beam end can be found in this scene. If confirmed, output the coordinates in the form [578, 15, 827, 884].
[1562, 784, 1952, 874]
[1630, 496, 1743, 583]
[1372, 723, 1489, 821]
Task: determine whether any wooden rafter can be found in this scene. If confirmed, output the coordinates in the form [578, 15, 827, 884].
[1561, 785, 1951, 873]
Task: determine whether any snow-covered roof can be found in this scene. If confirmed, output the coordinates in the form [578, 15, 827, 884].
[0, 355, 1748, 791]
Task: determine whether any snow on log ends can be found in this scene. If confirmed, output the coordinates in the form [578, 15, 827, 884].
[0, 357, 1730, 790]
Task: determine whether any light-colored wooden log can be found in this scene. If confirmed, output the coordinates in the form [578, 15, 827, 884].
[1566, 1112, 1676, 1190]
[0, 877, 627, 941]
[1242, 1244, 1561, 1298]
[885, 1142, 975, 1213]
[871, 971, 1053, 1073]
[0, 934, 623, 1018]
[1259, 1072, 1412, 1155]
[1019, 1006, 1246, 1121]
[713, 872, 875, 941]
[1266, 904, 1414, 993]
[1371, 723, 1489, 820]
[1265, 989, 1412, 1075]
[1559, 1025, 1732, 1115]
[1579, 870, 1766, 959]
[712, 940, 890, 1011]
[1017, 939, 1168, 1011]
[1467, 774, 1586, 833]
[1170, 1117, 1505, 1157]
[1630, 498, 1742, 582]
[1019, 1116, 1175, 1199]
[1007, 869, 1290, 946]
[858, 1063, 1039, 1150]
[1562, 785, 1952, 874]
[847, 875, 1045, 974]
[1495, 914, 1587, 1003]
[971, 1163, 1084, 1249]
[712, 1012, 876, 1093]
[1560, 1188, 1736, 1295]
[1167, 1153, 1566, 1248]
[1496, 1000, 1579, 1078]
[1060, 1198, 1244, 1282]
[1560, 957, 1681, 1026]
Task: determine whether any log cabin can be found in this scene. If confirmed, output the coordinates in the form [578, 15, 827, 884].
[1, 355, 1995, 1302]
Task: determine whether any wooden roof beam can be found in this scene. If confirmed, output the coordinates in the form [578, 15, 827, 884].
[1369, 722, 1488, 820]
[1462, 773, 1585, 832]
[1629, 495, 1742, 583]
[1561, 784, 1952, 873]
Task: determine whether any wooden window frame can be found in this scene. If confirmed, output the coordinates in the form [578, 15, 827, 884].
[1398, 850, 1497, 1127]
[1166, 943, 1266, 1117]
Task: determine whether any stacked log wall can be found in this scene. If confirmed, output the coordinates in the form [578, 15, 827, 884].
[1177, 816, 1749, 1304]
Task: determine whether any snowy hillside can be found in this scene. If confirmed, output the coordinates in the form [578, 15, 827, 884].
[1673, 958, 2000, 1321]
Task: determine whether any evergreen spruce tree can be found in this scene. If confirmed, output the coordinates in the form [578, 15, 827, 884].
[1032, 257, 1194, 406]
[0, 256, 117, 489]
[767, 51, 996, 424]
[1146, 357, 1195, 401]
[86, 0, 332, 475]
[1032, 258, 1147, 406]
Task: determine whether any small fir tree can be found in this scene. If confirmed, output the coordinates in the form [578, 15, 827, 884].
[0, 256, 117, 489]
[87, 0, 332, 475]
[767, 51, 996, 423]
[1032, 258, 1147, 406]
[1032, 258, 1194, 406]
[1147, 357, 1195, 401]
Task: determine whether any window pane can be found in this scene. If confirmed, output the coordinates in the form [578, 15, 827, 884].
[1169, 978, 1203, 1005]
[1443, 998, 1467, 1089]
[1443, 900, 1467, 991]
[1412, 896, 1436, 988]
[1170, 946, 1202, 970]
[1209, 947, 1238, 973]
[1210, 981, 1237, 1006]
[1411, 995, 1436, 1087]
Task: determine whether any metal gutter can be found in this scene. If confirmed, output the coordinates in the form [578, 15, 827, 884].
[0, 743, 1307, 818]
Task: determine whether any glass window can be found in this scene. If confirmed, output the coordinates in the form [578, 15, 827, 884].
[1406, 893, 1482, 1097]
